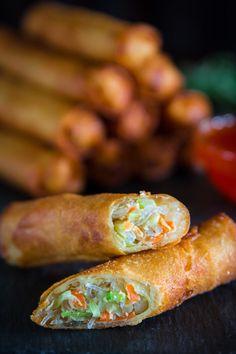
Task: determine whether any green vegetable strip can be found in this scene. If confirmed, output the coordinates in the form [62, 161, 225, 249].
[61, 311, 91, 318]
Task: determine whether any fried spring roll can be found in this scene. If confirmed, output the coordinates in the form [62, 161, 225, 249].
[164, 90, 213, 127]
[0, 128, 85, 196]
[88, 139, 133, 187]
[0, 192, 190, 266]
[134, 136, 180, 181]
[136, 54, 184, 101]
[112, 99, 159, 142]
[0, 29, 134, 116]
[22, 3, 161, 69]
[30, 213, 236, 329]
[0, 74, 105, 159]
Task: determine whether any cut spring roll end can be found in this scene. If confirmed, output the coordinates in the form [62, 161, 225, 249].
[31, 275, 152, 329]
[111, 192, 190, 252]
[87, 65, 134, 116]
[115, 24, 162, 69]
[57, 107, 105, 159]
[31, 213, 236, 329]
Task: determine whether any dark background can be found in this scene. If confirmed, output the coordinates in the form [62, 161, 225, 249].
[0, 0, 235, 61]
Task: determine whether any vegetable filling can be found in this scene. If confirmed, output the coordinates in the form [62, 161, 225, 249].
[112, 192, 174, 248]
[43, 278, 148, 329]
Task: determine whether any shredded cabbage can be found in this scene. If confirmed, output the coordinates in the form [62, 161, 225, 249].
[43, 278, 149, 328]
[113, 196, 172, 248]
[89, 301, 100, 317]
[53, 290, 75, 308]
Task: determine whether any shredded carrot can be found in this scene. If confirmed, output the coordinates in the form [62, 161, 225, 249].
[159, 215, 174, 233]
[124, 221, 133, 231]
[116, 311, 135, 321]
[71, 290, 87, 309]
[100, 310, 111, 321]
[129, 206, 137, 212]
[148, 234, 164, 244]
[125, 284, 140, 304]
[99, 310, 135, 322]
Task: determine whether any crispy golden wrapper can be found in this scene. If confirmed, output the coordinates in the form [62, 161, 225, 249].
[0, 28, 134, 116]
[22, 3, 161, 70]
[0, 192, 189, 266]
[0, 74, 105, 159]
[0, 128, 84, 196]
[31, 213, 236, 329]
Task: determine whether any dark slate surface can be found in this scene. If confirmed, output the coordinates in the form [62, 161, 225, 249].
[0, 171, 236, 354]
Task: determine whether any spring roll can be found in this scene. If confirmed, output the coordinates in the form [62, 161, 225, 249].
[112, 99, 159, 142]
[134, 135, 180, 181]
[0, 28, 134, 116]
[0, 74, 105, 159]
[0, 128, 85, 196]
[87, 139, 133, 187]
[0, 192, 190, 267]
[136, 54, 184, 101]
[22, 3, 161, 70]
[164, 90, 213, 127]
[30, 213, 236, 329]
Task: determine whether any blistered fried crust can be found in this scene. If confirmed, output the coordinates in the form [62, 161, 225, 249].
[31, 213, 236, 329]
[0, 193, 189, 266]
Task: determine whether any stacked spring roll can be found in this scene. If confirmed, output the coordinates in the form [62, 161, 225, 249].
[0, 28, 134, 116]
[87, 139, 133, 187]
[0, 74, 105, 160]
[22, 4, 184, 102]
[0, 129, 85, 196]
[0, 191, 190, 266]
[27, 213, 236, 329]
[22, 3, 162, 70]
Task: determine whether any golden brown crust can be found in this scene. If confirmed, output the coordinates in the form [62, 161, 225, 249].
[0, 28, 134, 116]
[0, 128, 85, 196]
[164, 90, 213, 127]
[88, 139, 133, 187]
[0, 193, 189, 267]
[22, 3, 160, 68]
[31, 213, 236, 329]
[0, 74, 105, 159]
[135, 54, 184, 101]
[113, 99, 159, 142]
[133, 135, 180, 181]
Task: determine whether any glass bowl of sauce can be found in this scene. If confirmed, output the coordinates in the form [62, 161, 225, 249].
[193, 114, 236, 203]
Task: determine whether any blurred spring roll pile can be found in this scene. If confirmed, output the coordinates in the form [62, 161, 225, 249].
[0, 3, 213, 194]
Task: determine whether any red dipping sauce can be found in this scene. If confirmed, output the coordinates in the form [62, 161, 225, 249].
[193, 114, 236, 203]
